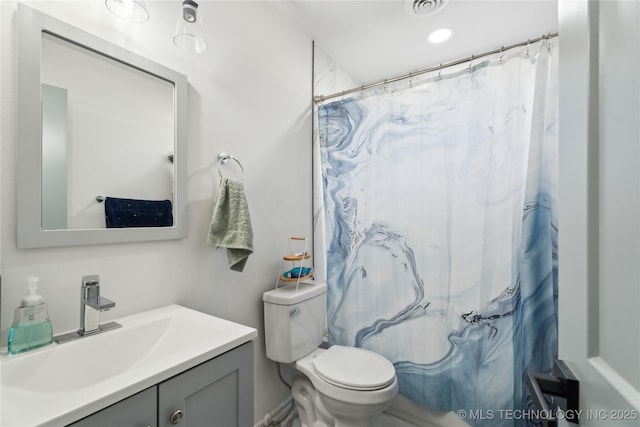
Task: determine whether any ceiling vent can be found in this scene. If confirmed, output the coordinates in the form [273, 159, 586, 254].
[404, 0, 449, 17]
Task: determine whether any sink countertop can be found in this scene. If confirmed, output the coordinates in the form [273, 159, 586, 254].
[0, 304, 257, 427]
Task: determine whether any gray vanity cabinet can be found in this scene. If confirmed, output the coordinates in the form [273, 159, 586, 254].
[158, 341, 254, 427]
[68, 341, 254, 427]
[69, 386, 157, 427]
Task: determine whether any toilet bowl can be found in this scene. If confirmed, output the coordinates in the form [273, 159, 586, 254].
[294, 346, 398, 427]
[263, 281, 398, 427]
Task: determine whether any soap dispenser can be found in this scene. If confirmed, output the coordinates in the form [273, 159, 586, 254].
[8, 276, 53, 355]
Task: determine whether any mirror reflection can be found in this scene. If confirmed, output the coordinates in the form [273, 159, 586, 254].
[40, 32, 175, 230]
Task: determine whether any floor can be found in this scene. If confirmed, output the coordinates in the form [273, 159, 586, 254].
[379, 413, 420, 427]
[288, 412, 419, 427]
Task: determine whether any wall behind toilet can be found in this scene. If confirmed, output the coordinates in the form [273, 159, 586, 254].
[0, 0, 313, 421]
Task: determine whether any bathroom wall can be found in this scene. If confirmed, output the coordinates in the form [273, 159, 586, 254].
[0, 0, 312, 422]
[313, 43, 361, 98]
[558, 0, 640, 410]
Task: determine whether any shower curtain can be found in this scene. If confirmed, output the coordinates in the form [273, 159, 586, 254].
[313, 39, 558, 427]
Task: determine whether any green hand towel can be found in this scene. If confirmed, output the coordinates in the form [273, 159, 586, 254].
[207, 178, 254, 272]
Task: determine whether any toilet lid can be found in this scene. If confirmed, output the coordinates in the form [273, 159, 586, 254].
[312, 345, 396, 391]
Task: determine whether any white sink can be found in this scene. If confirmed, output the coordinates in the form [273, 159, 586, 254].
[0, 304, 257, 426]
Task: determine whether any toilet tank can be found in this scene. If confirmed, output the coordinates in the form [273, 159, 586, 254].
[263, 280, 327, 363]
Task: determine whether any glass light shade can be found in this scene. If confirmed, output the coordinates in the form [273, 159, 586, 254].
[105, 0, 149, 23]
[174, 0, 207, 54]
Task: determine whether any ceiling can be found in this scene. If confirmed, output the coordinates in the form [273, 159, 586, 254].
[271, 0, 558, 85]
[43, 1, 558, 90]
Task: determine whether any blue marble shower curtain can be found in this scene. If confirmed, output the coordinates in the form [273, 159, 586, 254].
[314, 40, 558, 427]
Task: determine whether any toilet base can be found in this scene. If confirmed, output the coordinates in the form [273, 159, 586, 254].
[291, 373, 393, 427]
[292, 374, 335, 427]
[319, 391, 391, 427]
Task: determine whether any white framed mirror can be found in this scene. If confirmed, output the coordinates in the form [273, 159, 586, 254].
[17, 4, 187, 248]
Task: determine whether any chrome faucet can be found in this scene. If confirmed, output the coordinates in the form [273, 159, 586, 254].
[79, 275, 115, 335]
[54, 275, 121, 344]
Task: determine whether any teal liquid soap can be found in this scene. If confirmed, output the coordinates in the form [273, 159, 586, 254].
[8, 319, 53, 355]
[7, 276, 54, 355]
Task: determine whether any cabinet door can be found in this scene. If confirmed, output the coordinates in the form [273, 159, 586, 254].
[158, 341, 254, 427]
[68, 386, 157, 427]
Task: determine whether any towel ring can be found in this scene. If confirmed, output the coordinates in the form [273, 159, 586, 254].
[217, 153, 245, 182]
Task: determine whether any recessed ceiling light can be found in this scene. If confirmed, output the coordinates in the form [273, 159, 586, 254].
[428, 28, 453, 44]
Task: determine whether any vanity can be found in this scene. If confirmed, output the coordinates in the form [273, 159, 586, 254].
[0, 305, 258, 426]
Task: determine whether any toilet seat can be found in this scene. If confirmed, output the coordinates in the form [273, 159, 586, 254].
[312, 345, 396, 391]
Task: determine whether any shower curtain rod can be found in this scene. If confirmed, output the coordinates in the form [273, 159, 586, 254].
[314, 32, 559, 104]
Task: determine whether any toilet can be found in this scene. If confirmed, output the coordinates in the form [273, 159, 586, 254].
[263, 280, 398, 427]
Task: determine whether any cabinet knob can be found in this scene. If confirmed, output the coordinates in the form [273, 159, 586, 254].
[170, 409, 183, 424]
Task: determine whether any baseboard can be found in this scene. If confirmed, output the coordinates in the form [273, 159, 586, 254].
[254, 396, 296, 427]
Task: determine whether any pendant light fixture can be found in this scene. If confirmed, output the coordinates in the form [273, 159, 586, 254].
[174, 0, 207, 54]
[105, 0, 150, 23]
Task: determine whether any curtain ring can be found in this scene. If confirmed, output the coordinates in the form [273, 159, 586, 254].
[468, 55, 474, 73]
[525, 39, 530, 59]
[438, 64, 442, 80]
[498, 47, 504, 64]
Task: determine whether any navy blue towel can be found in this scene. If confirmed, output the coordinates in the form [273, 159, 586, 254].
[104, 197, 173, 228]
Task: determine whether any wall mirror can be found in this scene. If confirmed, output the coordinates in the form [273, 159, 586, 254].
[17, 4, 187, 248]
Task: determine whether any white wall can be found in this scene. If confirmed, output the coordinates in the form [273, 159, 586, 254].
[0, 0, 313, 422]
[313, 43, 361, 97]
[595, 0, 640, 391]
[558, 0, 639, 418]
